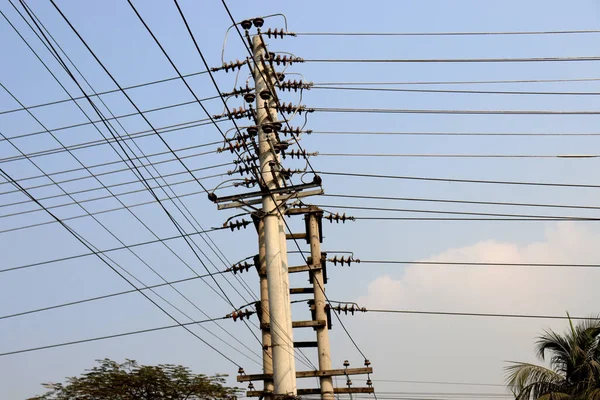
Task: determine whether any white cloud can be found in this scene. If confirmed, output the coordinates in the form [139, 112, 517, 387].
[347, 223, 600, 389]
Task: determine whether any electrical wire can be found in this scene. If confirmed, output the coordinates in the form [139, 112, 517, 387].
[323, 193, 600, 212]
[0, 315, 228, 357]
[310, 77, 600, 86]
[0, 165, 228, 216]
[306, 56, 600, 63]
[369, 379, 505, 388]
[312, 203, 596, 220]
[1, 226, 229, 274]
[0, 272, 226, 321]
[4, 5, 260, 358]
[294, 30, 600, 36]
[312, 107, 600, 115]
[318, 171, 600, 189]
[0, 166, 242, 365]
[220, 0, 370, 368]
[362, 308, 597, 320]
[316, 153, 600, 159]
[357, 259, 600, 269]
[312, 85, 600, 96]
[311, 131, 600, 137]
[176, 0, 317, 371]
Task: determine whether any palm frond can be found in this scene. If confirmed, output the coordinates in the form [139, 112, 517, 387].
[505, 361, 566, 400]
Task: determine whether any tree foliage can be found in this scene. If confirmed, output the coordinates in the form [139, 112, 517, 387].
[506, 315, 600, 400]
[28, 358, 240, 400]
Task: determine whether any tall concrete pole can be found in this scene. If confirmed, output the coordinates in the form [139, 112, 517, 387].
[252, 34, 297, 396]
[257, 219, 274, 398]
[307, 209, 334, 400]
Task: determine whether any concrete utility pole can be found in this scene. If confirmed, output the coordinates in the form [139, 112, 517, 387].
[252, 34, 297, 397]
[214, 18, 373, 400]
[256, 219, 274, 399]
[307, 209, 334, 400]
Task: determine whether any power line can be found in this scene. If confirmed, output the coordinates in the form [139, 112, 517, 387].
[0, 315, 227, 357]
[0, 226, 228, 274]
[353, 216, 600, 221]
[313, 107, 600, 115]
[0, 75, 210, 116]
[323, 193, 600, 212]
[318, 171, 600, 189]
[0, 166, 241, 365]
[312, 85, 600, 96]
[317, 153, 600, 159]
[294, 30, 600, 37]
[311, 131, 600, 137]
[0, 272, 225, 321]
[306, 56, 600, 63]
[358, 259, 600, 269]
[312, 203, 595, 220]
[314, 77, 600, 85]
[363, 308, 596, 320]
[369, 380, 505, 388]
[0, 166, 228, 219]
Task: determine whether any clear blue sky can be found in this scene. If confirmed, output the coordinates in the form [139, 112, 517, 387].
[2, 1, 600, 399]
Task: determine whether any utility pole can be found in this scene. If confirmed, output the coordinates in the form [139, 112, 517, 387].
[307, 208, 334, 400]
[252, 33, 296, 396]
[210, 17, 373, 400]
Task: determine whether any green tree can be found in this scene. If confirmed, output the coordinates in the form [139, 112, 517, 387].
[28, 358, 240, 400]
[506, 316, 600, 400]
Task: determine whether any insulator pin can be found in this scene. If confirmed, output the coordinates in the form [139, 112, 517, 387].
[325, 213, 355, 223]
[228, 165, 254, 176]
[211, 59, 248, 73]
[276, 102, 313, 115]
[222, 85, 253, 98]
[225, 219, 251, 231]
[278, 80, 313, 92]
[328, 303, 366, 315]
[264, 28, 296, 38]
[328, 256, 360, 266]
[280, 127, 312, 137]
[267, 53, 304, 65]
[227, 261, 253, 274]
[233, 177, 258, 188]
[226, 308, 254, 321]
